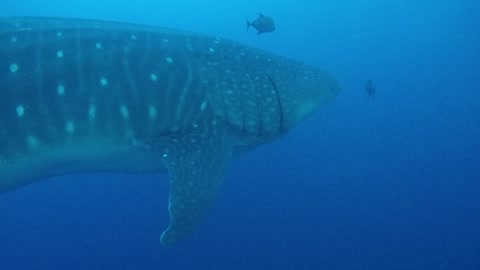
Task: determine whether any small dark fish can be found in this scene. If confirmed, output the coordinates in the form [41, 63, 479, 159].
[365, 79, 376, 99]
[246, 13, 275, 34]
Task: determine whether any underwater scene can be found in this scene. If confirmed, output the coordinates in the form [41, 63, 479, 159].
[0, 0, 479, 269]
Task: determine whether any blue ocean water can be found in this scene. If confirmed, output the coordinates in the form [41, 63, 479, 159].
[1, 0, 479, 269]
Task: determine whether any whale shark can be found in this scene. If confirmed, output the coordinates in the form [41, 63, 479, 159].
[0, 17, 340, 245]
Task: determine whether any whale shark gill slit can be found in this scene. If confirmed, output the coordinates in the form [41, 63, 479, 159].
[265, 72, 284, 134]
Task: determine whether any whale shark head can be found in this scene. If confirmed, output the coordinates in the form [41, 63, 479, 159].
[278, 67, 340, 130]
[0, 17, 340, 245]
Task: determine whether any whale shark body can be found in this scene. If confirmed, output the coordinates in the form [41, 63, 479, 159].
[0, 17, 339, 245]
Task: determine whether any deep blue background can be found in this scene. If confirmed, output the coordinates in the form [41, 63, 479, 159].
[1, 0, 479, 269]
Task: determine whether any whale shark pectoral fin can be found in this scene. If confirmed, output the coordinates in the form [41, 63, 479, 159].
[153, 122, 235, 245]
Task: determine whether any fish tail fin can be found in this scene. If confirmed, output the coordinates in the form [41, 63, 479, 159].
[245, 17, 251, 32]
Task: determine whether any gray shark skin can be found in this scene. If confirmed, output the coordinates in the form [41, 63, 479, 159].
[0, 17, 340, 245]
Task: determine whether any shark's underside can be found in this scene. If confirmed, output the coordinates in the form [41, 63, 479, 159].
[0, 17, 339, 245]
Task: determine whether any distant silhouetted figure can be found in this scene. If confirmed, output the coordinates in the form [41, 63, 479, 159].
[365, 79, 376, 99]
[246, 13, 275, 34]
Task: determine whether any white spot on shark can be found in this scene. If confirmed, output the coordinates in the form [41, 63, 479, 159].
[131, 35, 137, 40]
[148, 106, 157, 119]
[16, 105, 25, 117]
[57, 84, 65, 95]
[10, 36, 17, 43]
[65, 121, 75, 134]
[162, 38, 169, 43]
[166, 57, 173, 63]
[56, 50, 64, 58]
[100, 78, 108, 86]
[200, 101, 207, 111]
[95, 42, 102, 49]
[10, 64, 18, 73]
[27, 135, 39, 149]
[56, 31, 63, 37]
[150, 74, 158, 81]
[120, 105, 129, 119]
[88, 105, 96, 122]
[209, 47, 215, 53]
